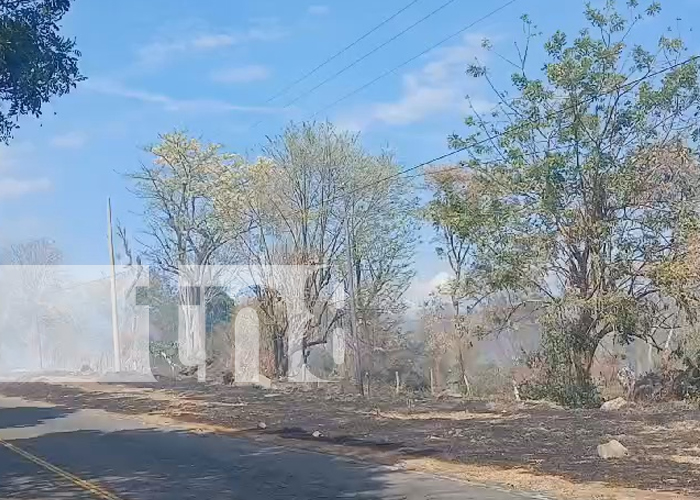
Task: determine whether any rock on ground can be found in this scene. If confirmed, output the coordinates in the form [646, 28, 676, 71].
[255, 375, 272, 389]
[598, 440, 629, 459]
[601, 397, 628, 411]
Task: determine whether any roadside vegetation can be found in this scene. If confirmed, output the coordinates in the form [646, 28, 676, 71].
[3, 1, 700, 497]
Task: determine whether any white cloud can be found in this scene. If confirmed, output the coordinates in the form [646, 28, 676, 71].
[191, 34, 239, 50]
[136, 21, 285, 68]
[50, 132, 87, 150]
[0, 177, 51, 200]
[308, 5, 330, 16]
[404, 271, 451, 311]
[336, 34, 493, 131]
[0, 142, 33, 173]
[0, 149, 16, 174]
[210, 65, 271, 84]
[0, 215, 48, 244]
[0, 144, 50, 201]
[83, 78, 284, 114]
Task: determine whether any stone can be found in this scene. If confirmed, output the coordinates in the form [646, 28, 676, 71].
[257, 422, 267, 430]
[597, 440, 629, 459]
[601, 397, 628, 411]
[312, 430, 322, 438]
[255, 374, 272, 389]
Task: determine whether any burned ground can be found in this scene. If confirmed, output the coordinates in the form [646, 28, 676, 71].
[1, 381, 698, 498]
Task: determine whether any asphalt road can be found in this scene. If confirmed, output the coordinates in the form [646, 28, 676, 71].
[0, 396, 545, 500]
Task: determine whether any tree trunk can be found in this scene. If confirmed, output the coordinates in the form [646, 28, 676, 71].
[457, 345, 471, 396]
[434, 361, 441, 392]
[572, 346, 596, 386]
[273, 333, 288, 379]
[568, 309, 598, 386]
[354, 351, 364, 396]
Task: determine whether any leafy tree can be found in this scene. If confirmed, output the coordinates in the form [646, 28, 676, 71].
[0, 0, 84, 142]
[205, 288, 234, 332]
[345, 141, 418, 386]
[127, 132, 248, 274]
[213, 122, 417, 391]
[426, 166, 522, 395]
[221, 123, 354, 379]
[431, 0, 700, 403]
[425, 166, 488, 394]
[126, 131, 249, 380]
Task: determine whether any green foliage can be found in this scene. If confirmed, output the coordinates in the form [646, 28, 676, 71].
[128, 131, 248, 273]
[674, 367, 700, 400]
[205, 289, 234, 332]
[429, 0, 700, 384]
[519, 375, 602, 409]
[136, 269, 179, 341]
[0, 0, 84, 142]
[520, 320, 602, 408]
[207, 122, 418, 381]
[149, 340, 178, 359]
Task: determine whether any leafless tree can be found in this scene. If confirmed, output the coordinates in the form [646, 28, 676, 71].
[0, 238, 63, 370]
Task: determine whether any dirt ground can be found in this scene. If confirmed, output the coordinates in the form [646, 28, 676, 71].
[1, 379, 698, 499]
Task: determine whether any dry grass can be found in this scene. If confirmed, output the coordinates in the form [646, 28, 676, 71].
[377, 410, 526, 422]
[403, 458, 695, 500]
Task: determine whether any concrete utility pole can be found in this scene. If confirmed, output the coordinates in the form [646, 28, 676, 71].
[343, 203, 363, 396]
[107, 197, 121, 373]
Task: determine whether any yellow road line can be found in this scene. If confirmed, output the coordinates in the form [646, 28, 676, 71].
[0, 438, 124, 500]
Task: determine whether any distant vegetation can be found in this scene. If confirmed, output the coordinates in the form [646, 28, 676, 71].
[4, 0, 700, 408]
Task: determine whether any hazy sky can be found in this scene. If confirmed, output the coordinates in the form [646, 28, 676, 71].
[1, 0, 698, 306]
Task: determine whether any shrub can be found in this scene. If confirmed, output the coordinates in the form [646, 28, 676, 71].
[673, 365, 700, 400]
[519, 376, 601, 408]
[468, 363, 514, 399]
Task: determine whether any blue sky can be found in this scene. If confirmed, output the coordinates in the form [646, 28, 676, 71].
[1, 0, 699, 303]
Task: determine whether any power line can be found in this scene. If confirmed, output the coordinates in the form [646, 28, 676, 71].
[251, 0, 458, 131]
[240, 53, 699, 234]
[262, 0, 423, 105]
[398, 105, 683, 184]
[306, 0, 519, 121]
[278, 0, 459, 110]
[337, 54, 700, 200]
[236, 53, 686, 236]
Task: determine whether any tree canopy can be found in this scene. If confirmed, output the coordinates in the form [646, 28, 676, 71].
[0, 0, 84, 142]
[427, 0, 700, 402]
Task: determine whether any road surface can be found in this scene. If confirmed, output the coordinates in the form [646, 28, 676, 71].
[0, 395, 545, 500]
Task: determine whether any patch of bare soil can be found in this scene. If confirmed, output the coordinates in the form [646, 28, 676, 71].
[1, 381, 698, 500]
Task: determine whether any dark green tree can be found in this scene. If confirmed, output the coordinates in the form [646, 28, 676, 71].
[205, 287, 234, 333]
[0, 0, 84, 142]
[428, 1, 700, 405]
